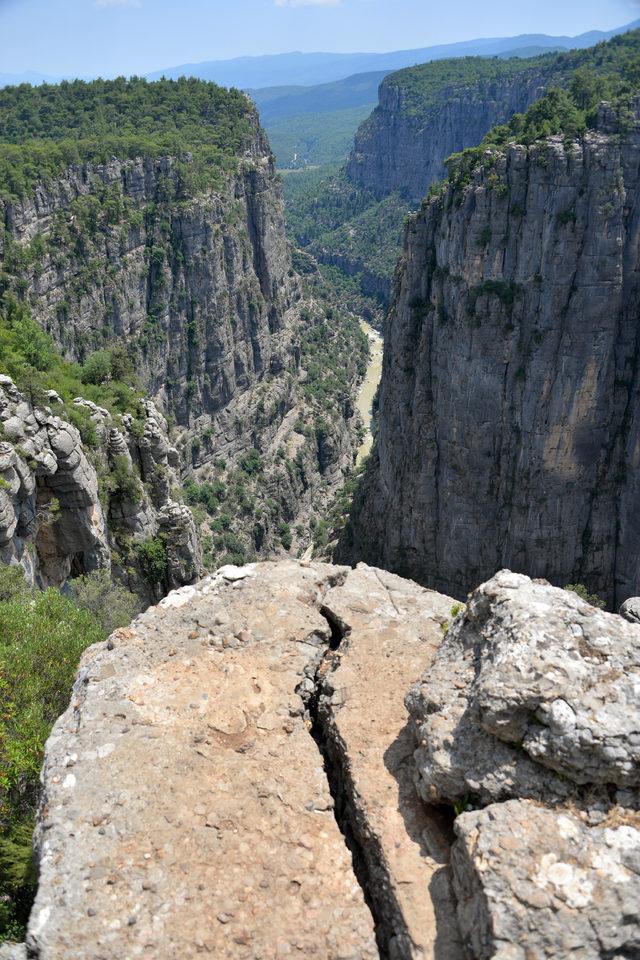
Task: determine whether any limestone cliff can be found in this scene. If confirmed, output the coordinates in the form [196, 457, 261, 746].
[347, 61, 550, 203]
[0, 138, 292, 430]
[0, 87, 366, 572]
[340, 100, 640, 608]
[0, 374, 201, 599]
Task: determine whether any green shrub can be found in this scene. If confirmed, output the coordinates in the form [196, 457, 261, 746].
[278, 522, 293, 551]
[136, 537, 168, 587]
[80, 349, 112, 386]
[107, 455, 142, 505]
[564, 583, 606, 609]
[69, 569, 141, 635]
[0, 565, 29, 603]
[0, 576, 105, 942]
[239, 448, 263, 477]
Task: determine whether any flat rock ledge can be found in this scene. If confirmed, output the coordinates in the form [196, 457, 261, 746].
[18, 560, 462, 960]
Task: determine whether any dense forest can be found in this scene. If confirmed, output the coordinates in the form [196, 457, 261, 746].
[0, 77, 257, 199]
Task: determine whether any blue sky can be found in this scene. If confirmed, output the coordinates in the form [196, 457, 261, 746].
[0, 0, 639, 77]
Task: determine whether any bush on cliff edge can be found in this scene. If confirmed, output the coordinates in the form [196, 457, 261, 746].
[0, 565, 138, 943]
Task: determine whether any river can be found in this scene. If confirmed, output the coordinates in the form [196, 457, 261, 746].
[356, 320, 384, 465]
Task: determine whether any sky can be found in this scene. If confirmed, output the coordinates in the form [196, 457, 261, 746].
[1, 0, 639, 78]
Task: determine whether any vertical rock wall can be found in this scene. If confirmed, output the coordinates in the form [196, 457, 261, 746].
[341, 103, 640, 608]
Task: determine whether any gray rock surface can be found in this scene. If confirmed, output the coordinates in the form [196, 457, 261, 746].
[347, 64, 549, 203]
[407, 570, 640, 807]
[0, 144, 294, 434]
[452, 800, 640, 960]
[24, 560, 465, 959]
[619, 596, 640, 623]
[342, 101, 640, 607]
[0, 134, 363, 569]
[0, 945, 27, 959]
[0, 376, 201, 598]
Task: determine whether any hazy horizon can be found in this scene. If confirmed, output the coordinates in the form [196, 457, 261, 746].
[0, 0, 639, 80]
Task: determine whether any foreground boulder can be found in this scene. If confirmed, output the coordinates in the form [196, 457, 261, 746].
[407, 570, 640, 809]
[23, 560, 462, 960]
[453, 801, 640, 960]
[407, 570, 640, 960]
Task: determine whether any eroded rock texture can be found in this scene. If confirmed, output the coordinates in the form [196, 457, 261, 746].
[342, 102, 640, 607]
[23, 560, 465, 960]
[0, 374, 201, 597]
[0, 138, 293, 431]
[0, 132, 363, 564]
[407, 570, 640, 809]
[453, 801, 640, 960]
[407, 570, 640, 960]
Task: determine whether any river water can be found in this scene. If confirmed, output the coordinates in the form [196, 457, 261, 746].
[356, 320, 384, 465]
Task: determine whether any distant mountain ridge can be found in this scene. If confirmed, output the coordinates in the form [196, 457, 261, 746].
[145, 19, 640, 89]
[2, 19, 638, 92]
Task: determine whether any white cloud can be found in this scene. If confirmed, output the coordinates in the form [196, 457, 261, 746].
[275, 0, 340, 6]
[95, 0, 141, 8]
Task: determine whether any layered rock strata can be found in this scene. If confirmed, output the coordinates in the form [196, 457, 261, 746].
[342, 102, 640, 607]
[347, 66, 549, 203]
[0, 141, 293, 432]
[1, 143, 364, 566]
[0, 374, 201, 597]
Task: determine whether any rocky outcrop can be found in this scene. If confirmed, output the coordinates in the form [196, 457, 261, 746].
[21, 560, 463, 959]
[8, 562, 639, 958]
[407, 570, 640, 960]
[407, 570, 640, 809]
[347, 64, 549, 203]
[341, 101, 640, 608]
[0, 375, 201, 598]
[453, 800, 640, 960]
[1, 133, 365, 570]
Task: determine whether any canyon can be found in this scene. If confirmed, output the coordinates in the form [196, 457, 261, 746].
[2, 25, 640, 960]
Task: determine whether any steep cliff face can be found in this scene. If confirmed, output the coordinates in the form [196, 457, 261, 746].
[0, 374, 201, 599]
[347, 66, 548, 202]
[0, 139, 292, 430]
[341, 101, 640, 608]
[286, 56, 563, 313]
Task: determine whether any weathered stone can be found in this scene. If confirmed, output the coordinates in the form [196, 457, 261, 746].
[319, 564, 464, 959]
[0, 944, 27, 959]
[0, 376, 201, 598]
[619, 596, 640, 623]
[451, 800, 640, 960]
[407, 570, 640, 808]
[27, 562, 381, 959]
[348, 63, 550, 204]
